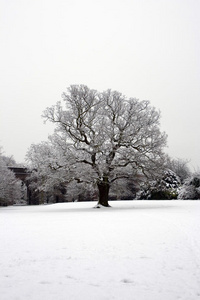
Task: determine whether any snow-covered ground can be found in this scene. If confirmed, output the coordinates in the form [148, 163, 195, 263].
[1, 200, 200, 300]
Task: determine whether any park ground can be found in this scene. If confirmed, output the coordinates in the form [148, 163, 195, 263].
[0, 200, 200, 300]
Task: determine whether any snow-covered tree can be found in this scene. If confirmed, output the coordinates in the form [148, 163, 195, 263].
[36, 85, 167, 207]
[65, 180, 96, 202]
[136, 169, 181, 200]
[1, 155, 17, 167]
[165, 157, 191, 183]
[0, 150, 22, 206]
[178, 173, 200, 199]
[25, 139, 66, 203]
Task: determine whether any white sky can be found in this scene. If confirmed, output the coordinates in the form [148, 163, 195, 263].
[0, 0, 200, 169]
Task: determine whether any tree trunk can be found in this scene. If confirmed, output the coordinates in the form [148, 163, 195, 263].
[97, 180, 111, 207]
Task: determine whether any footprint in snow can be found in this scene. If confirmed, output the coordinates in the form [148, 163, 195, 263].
[39, 281, 51, 285]
[121, 279, 134, 284]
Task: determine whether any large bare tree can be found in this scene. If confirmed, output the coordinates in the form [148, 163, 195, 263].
[42, 85, 167, 207]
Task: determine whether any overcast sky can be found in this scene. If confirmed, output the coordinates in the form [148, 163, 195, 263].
[0, 0, 200, 170]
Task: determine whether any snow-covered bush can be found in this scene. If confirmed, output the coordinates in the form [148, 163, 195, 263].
[137, 169, 181, 200]
[178, 173, 200, 199]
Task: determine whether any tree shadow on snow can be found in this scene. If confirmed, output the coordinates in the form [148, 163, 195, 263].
[38, 201, 179, 214]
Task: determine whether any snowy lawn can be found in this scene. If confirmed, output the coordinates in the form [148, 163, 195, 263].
[1, 201, 200, 300]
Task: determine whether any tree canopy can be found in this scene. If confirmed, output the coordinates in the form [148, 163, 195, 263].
[27, 85, 167, 206]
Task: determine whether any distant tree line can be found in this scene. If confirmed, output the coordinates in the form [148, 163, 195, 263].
[0, 85, 199, 206]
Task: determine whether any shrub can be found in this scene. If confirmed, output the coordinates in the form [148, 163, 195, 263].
[137, 169, 181, 200]
[178, 173, 200, 200]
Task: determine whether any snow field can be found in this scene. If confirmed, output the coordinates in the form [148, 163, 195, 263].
[0, 200, 200, 300]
